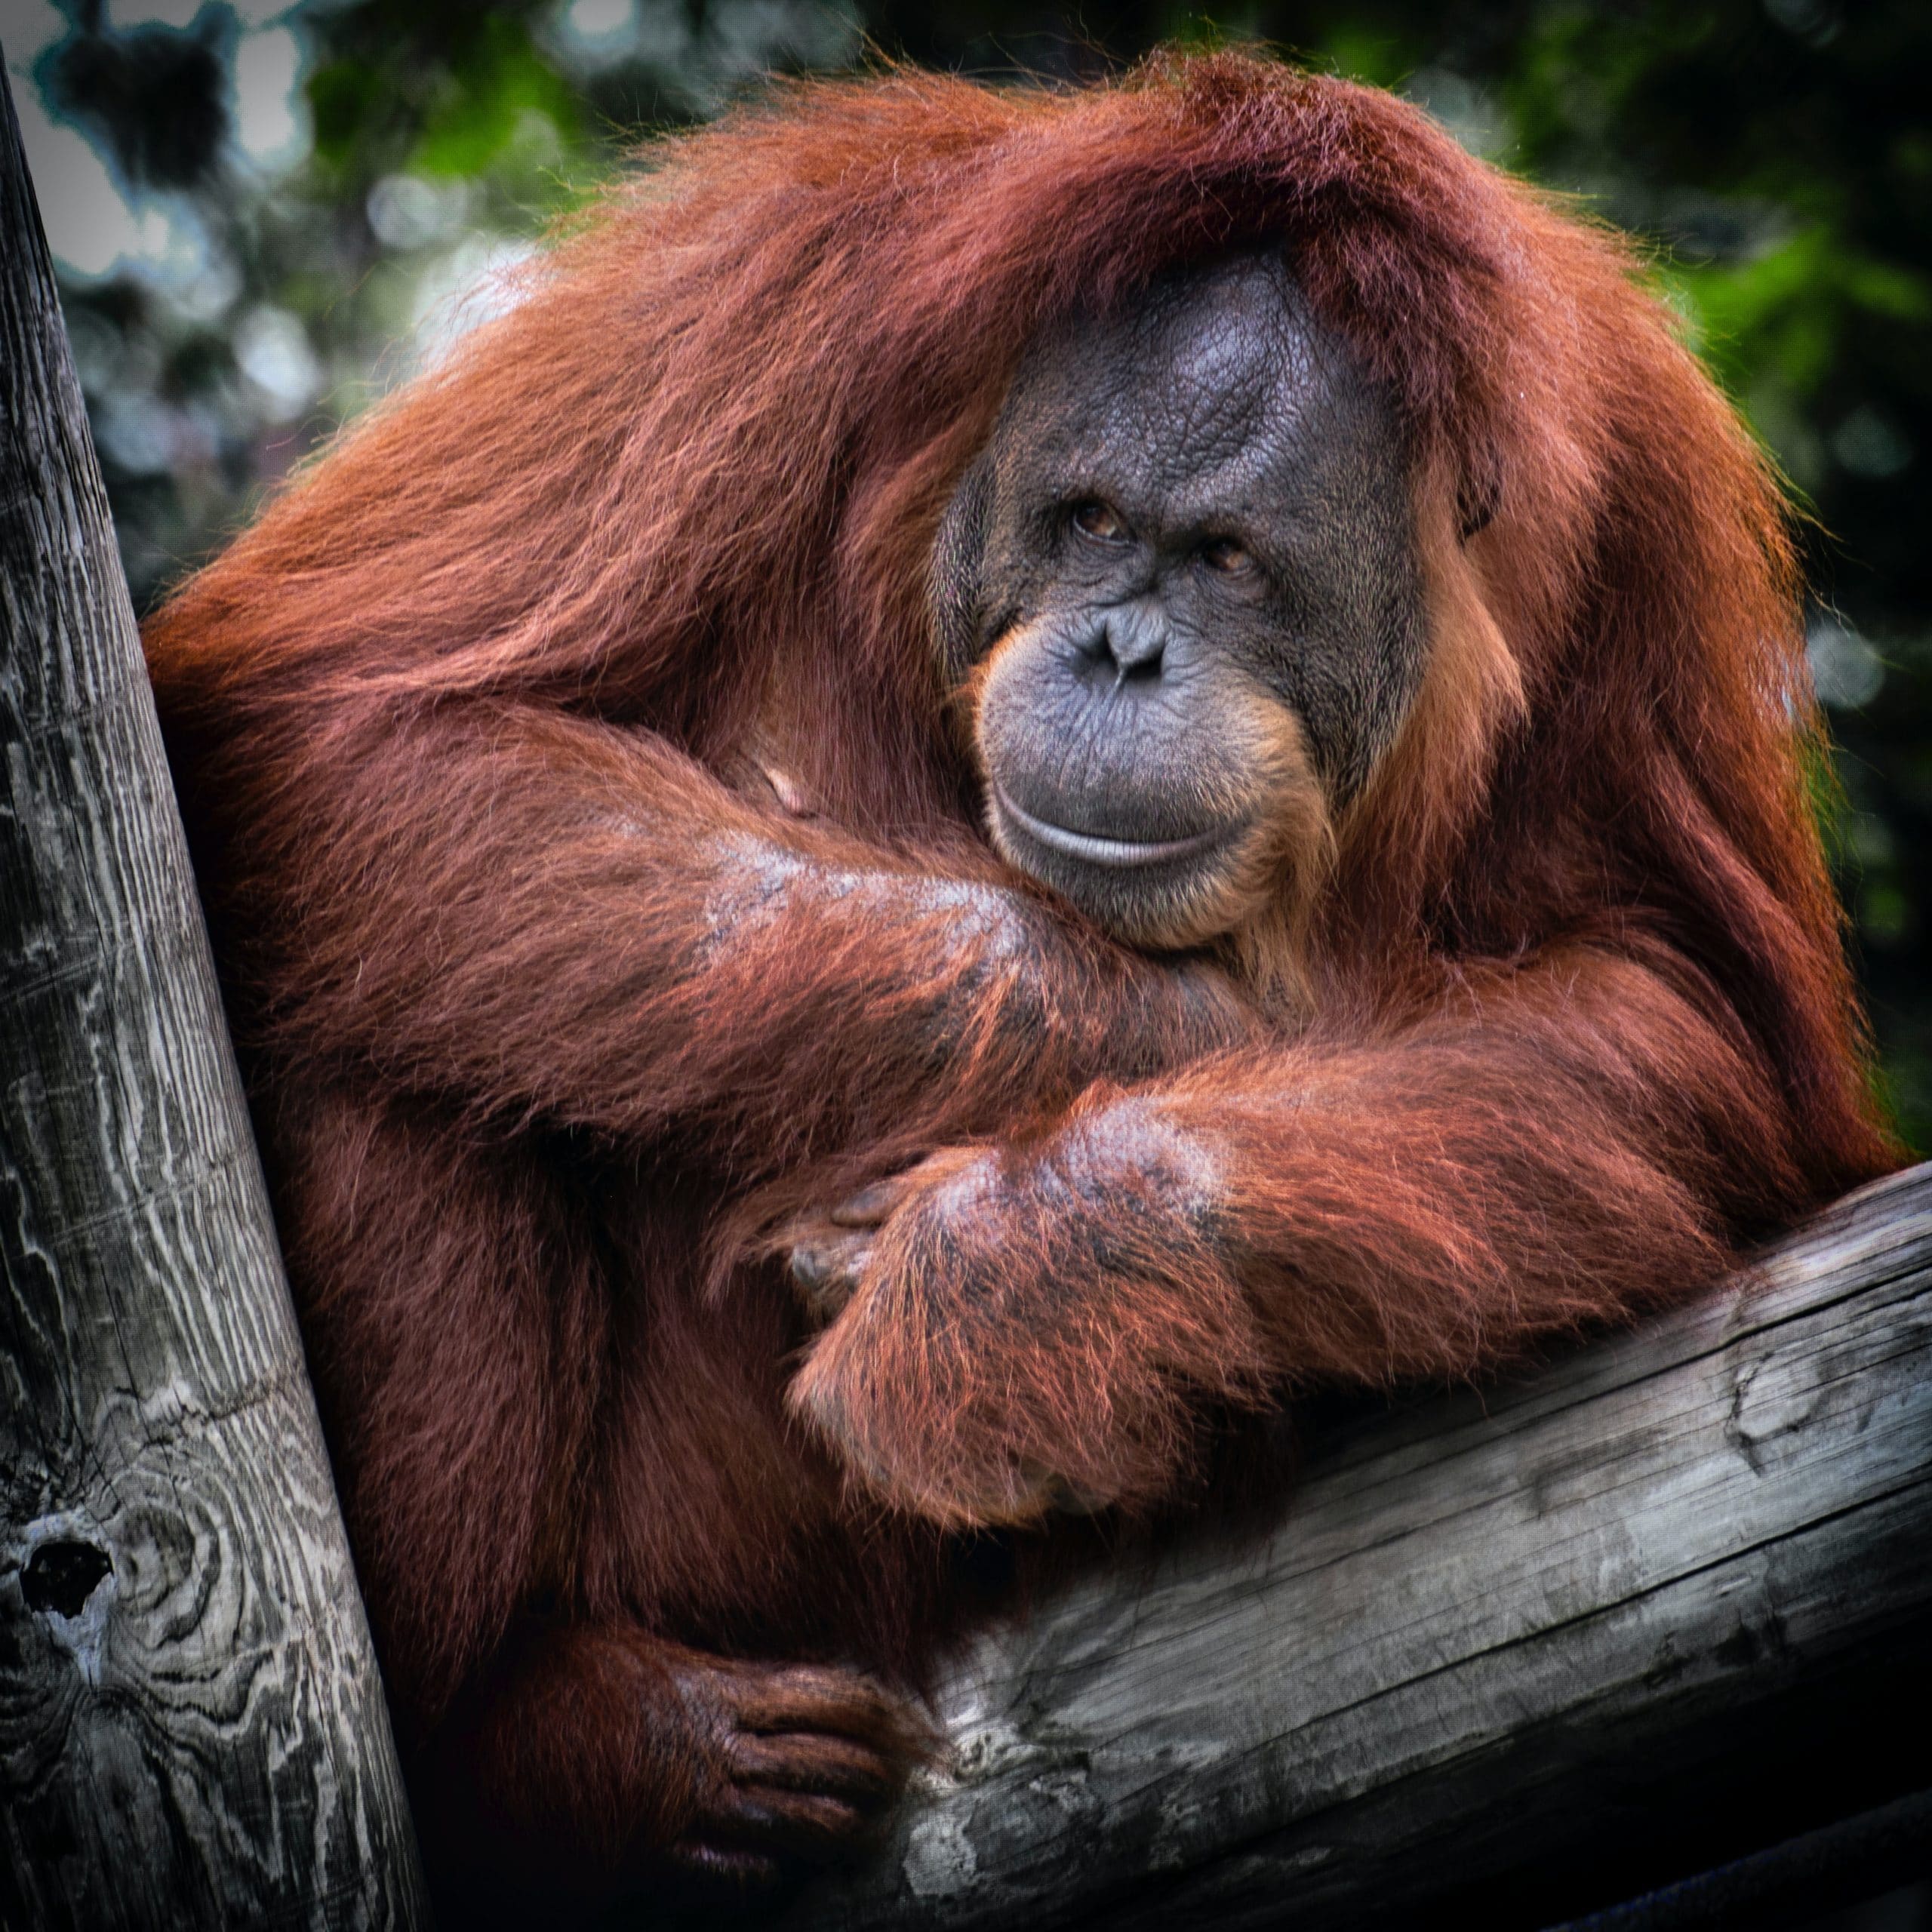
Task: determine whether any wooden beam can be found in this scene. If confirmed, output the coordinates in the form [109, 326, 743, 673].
[786, 1162, 1932, 1930]
[0, 68, 429, 1930]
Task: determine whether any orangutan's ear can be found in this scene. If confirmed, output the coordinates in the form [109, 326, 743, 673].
[1457, 451, 1499, 541]
[930, 452, 994, 684]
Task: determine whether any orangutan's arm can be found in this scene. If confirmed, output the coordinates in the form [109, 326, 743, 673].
[267, 702, 1254, 1162]
[786, 946, 1810, 1525]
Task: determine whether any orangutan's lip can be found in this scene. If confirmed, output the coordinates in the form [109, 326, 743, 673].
[994, 785, 1230, 869]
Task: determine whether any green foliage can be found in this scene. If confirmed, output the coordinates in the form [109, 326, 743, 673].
[1315, 27, 1412, 88]
[409, 17, 581, 182]
[1672, 228, 1930, 398]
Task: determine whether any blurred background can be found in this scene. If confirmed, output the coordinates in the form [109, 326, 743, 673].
[5, 0, 1927, 1149]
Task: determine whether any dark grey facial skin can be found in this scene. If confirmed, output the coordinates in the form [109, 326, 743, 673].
[933, 254, 1426, 947]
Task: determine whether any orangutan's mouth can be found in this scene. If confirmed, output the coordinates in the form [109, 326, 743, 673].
[993, 785, 1235, 869]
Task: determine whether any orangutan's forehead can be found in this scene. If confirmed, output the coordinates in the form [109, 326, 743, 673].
[1128, 257, 1321, 427]
[1003, 255, 1389, 512]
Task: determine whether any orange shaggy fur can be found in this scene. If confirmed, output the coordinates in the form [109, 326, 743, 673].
[143, 51, 1898, 1911]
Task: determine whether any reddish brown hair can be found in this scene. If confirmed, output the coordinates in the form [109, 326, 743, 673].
[142, 52, 1899, 1906]
[152, 53, 1889, 1195]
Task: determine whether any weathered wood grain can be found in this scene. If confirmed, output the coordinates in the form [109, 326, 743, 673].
[785, 1161, 1932, 1930]
[0, 69, 429, 1932]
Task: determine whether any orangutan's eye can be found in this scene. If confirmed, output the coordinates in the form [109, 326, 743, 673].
[1071, 500, 1130, 544]
[1200, 537, 1254, 576]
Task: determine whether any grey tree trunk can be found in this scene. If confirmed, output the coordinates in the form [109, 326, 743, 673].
[786, 1161, 1932, 1930]
[0, 66, 429, 1932]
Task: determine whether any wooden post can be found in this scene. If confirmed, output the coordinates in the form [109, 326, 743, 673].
[785, 1162, 1932, 1930]
[0, 66, 429, 1932]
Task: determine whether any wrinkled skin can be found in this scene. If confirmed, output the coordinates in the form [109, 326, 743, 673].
[931, 253, 1426, 949]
